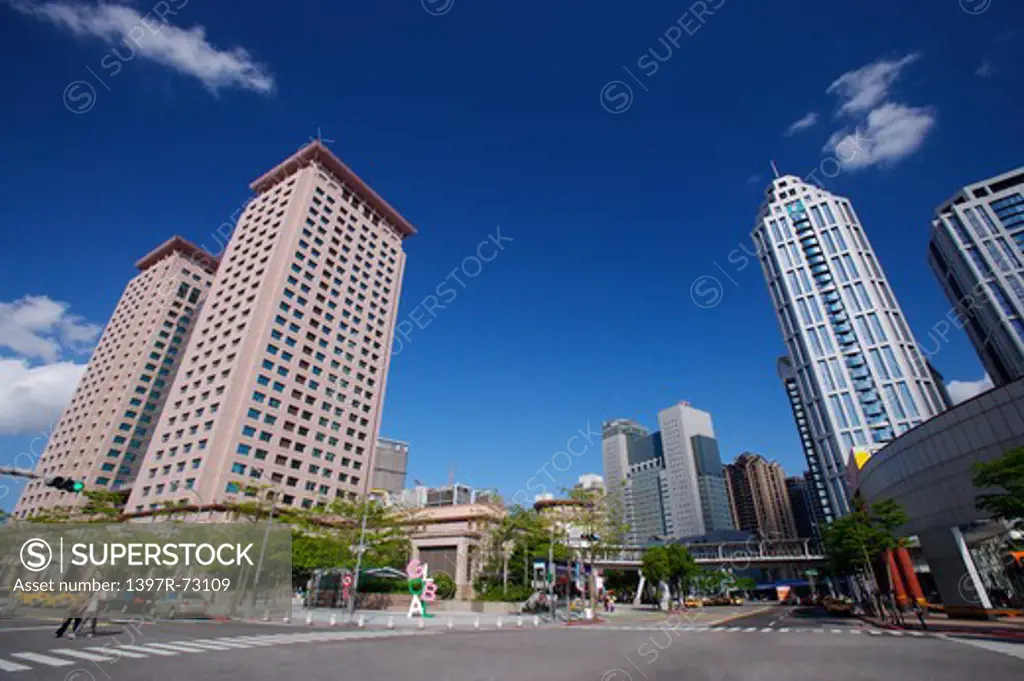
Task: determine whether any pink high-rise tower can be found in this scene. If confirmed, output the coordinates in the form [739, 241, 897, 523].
[125, 141, 415, 513]
[13, 237, 218, 518]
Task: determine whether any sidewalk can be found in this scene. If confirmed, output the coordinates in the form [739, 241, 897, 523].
[263, 605, 553, 631]
[860, 613, 1024, 641]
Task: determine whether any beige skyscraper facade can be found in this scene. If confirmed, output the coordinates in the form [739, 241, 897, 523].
[124, 141, 414, 513]
[14, 238, 217, 518]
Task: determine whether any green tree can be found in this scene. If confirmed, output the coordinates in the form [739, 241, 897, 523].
[973, 447, 1024, 520]
[641, 546, 671, 592]
[664, 544, 698, 599]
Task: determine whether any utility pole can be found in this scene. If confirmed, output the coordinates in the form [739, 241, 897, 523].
[251, 483, 278, 611]
[347, 501, 372, 620]
[548, 524, 556, 622]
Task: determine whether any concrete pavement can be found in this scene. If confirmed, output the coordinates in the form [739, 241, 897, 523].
[0, 607, 1021, 679]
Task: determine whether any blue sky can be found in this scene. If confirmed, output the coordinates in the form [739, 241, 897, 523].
[1, 0, 1022, 511]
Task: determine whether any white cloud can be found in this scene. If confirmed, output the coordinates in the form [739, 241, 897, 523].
[784, 111, 819, 137]
[824, 103, 936, 171]
[976, 60, 993, 78]
[0, 296, 101, 361]
[947, 374, 994, 404]
[826, 53, 921, 117]
[0, 358, 85, 435]
[8, 1, 274, 93]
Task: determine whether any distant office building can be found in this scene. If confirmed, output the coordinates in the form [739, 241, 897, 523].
[928, 167, 1024, 386]
[14, 238, 217, 518]
[725, 453, 797, 540]
[777, 356, 834, 526]
[577, 473, 605, 490]
[601, 402, 734, 543]
[396, 483, 498, 508]
[785, 474, 819, 539]
[124, 141, 416, 514]
[926, 360, 955, 411]
[370, 437, 408, 495]
[754, 175, 944, 516]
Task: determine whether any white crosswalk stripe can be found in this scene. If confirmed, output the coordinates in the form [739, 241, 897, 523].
[51, 648, 115, 662]
[117, 644, 179, 656]
[0, 658, 33, 672]
[10, 651, 76, 667]
[144, 642, 210, 653]
[87, 646, 149, 659]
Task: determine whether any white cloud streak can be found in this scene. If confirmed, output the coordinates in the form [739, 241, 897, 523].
[824, 103, 936, 171]
[947, 374, 994, 404]
[784, 111, 819, 137]
[0, 359, 85, 435]
[0, 296, 101, 361]
[826, 53, 921, 118]
[8, 0, 274, 93]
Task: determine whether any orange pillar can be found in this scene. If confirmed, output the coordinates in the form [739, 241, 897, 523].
[886, 549, 908, 607]
[895, 546, 926, 605]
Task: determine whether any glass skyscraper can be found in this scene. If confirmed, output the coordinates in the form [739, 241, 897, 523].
[928, 167, 1024, 386]
[754, 175, 945, 516]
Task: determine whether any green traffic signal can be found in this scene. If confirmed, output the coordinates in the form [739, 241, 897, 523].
[46, 476, 85, 493]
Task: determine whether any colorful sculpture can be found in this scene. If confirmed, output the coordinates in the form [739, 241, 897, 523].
[406, 558, 437, 618]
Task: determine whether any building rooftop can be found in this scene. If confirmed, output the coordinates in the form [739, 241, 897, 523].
[134, 236, 219, 274]
[250, 140, 417, 239]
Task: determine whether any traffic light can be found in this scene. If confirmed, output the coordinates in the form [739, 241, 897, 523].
[47, 476, 85, 493]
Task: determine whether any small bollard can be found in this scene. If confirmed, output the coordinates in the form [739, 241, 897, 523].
[306, 612, 313, 626]
[496, 616, 503, 629]
[329, 613, 336, 627]
[473, 616, 480, 630]
[417, 618, 425, 630]
[263, 610, 270, 622]
[357, 615, 365, 629]
[446, 617, 453, 631]
[387, 616, 395, 630]
[516, 615, 523, 628]
[533, 615, 539, 627]
[283, 616, 291, 624]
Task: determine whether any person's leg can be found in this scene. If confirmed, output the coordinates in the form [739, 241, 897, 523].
[55, 617, 73, 637]
[66, 618, 82, 638]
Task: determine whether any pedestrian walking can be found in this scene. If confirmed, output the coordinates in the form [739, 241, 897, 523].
[912, 600, 928, 631]
[54, 594, 87, 639]
[75, 591, 102, 638]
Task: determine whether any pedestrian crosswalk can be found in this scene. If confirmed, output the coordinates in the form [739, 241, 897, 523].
[0, 630, 436, 672]
[571, 624, 928, 638]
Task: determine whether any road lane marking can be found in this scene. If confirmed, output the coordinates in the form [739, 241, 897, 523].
[831, 629, 842, 634]
[947, 636, 1024, 662]
[10, 652, 76, 667]
[761, 627, 772, 632]
[779, 627, 790, 632]
[51, 649, 114, 662]
[170, 640, 233, 650]
[144, 642, 209, 653]
[117, 645, 178, 656]
[0, 658, 33, 672]
[87, 646, 148, 659]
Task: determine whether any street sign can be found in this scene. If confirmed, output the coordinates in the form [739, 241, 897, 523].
[805, 569, 819, 576]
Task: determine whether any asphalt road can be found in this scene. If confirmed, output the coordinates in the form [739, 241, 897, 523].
[0, 610, 1020, 680]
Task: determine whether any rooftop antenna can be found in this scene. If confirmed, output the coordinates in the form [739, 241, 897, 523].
[308, 127, 335, 147]
[770, 159, 780, 178]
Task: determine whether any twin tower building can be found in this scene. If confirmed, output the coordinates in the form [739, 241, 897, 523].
[605, 167, 1024, 541]
[14, 142, 414, 518]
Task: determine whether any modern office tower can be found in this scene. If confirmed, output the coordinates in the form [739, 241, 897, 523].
[928, 167, 1024, 386]
[777, 356, 834, 526]
[601, 418, 649, 500]
[602, 404, 734, 543]
[657, 402, 733, 538]
[754, 175, 944, 517]
[690, 432, 735, 533]
[785, 475, 819, 539]
[926, 360, 955, 410]
[724, 453, 797, 540]
[370, 437, 409, 495]
[13, 238, 217, 518]
[124, 141, 415, 513]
